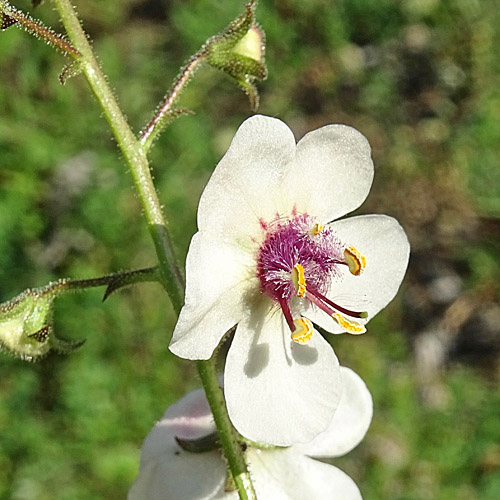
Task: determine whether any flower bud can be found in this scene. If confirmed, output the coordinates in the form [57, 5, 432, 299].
[204, 0, 267, 110]
[0, 282, 83, 361]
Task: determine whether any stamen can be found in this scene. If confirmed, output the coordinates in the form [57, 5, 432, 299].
[278, 298, 295, 332]
[310, 223, 323, 235]
[291, 318, 313, 344]
[308, 289, 368, 320]
[332, 313, 366, 335]
[280, 299, 314, 344]
[344, 246, 366, 276]
[291, 263, 306, 297]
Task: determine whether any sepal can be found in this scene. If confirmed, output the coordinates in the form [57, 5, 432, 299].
[0, 10, 16, 30]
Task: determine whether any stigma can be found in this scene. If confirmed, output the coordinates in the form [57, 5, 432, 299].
[256, 213, 368, 344]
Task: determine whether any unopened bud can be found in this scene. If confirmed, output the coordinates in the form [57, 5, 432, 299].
[233, 24, 264, 64]
[204, 1, 267, 110]
[0, 282, 83, 361]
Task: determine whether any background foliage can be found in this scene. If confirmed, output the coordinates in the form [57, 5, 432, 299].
[1, 0, 500, 499]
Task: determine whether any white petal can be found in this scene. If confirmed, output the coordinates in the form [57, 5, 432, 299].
[247, 448, 362, 500]
[170, 231, 258, 360]
[225, 302, 342, 446]
[128, 389, 232, 500]
[282, 124, 374, 222]
[294, 367, 373, 458]
[197, 115, 297, 247]
[306, 215, 409, 334]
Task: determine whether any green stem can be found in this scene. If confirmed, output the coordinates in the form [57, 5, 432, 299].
[50, 2, 256, 499]
[52, 0, 184, 313]
[1, 1, 80, 56]
[197, 360, 256, 500]
[140, 51, 206, 151]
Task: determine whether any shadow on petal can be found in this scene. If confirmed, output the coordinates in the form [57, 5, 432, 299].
[244, 342, 270, 378]
[243, 302, 272, 378]
[291, 341, 319, 366]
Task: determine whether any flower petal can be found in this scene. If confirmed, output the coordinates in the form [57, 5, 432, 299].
[282, 124, 374, 223]
[170, 231, 258, 360]
[128, 389, 231, 500]
[305, 215, 409, 334]
[225, 302, 342, 446]
[197, 115, 297, 247]
[294, 367, 373, 458]
[248, 448, 362, 500]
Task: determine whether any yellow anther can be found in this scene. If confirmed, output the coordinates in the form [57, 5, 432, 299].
[344, 246, 366, 276]
[332, 313, 366, 335]
[291, 318, 313, 344]
[291, 263, 307, 297]
[310, 223, 323, 236]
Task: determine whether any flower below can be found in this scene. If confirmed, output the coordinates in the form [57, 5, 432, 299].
[128, 367, 373, 500]
[169, 115, 410, 445]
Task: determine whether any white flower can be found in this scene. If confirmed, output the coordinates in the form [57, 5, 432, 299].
[128, 367, 373, 500]
[170, 115, 409, 445]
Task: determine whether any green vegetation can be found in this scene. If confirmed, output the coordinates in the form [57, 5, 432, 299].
[1, 0, 500, 498]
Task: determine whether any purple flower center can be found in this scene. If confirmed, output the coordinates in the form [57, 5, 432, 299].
[257, 214, 343, 301]
[256, 213, 368, 342]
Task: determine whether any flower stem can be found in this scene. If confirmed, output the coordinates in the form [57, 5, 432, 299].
[1, 1, 80, 56]
[140, 51, 206, 151]
[50, 2, 256, 499]
[197, 359, 256, 500]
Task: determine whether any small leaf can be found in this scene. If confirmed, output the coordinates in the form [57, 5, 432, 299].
[141, 108, 194, 153]
[50, 335, 85, 355]
[59, 60, 83, 85]
[175, 431, 219, 453]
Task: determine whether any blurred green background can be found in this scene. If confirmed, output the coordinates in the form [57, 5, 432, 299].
[1, 0, 500, 498]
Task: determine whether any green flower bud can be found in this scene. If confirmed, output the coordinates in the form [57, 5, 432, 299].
[0, 282, 83, 361]
[0, 267, 159, 362]
[204, 0, 267, 110]
[233, 24, 264, 63]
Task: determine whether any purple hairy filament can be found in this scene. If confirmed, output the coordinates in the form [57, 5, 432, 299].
[256, 213, 368, 342]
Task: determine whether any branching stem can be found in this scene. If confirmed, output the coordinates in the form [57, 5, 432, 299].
[51, 0, 184, 313]
[140, 50, 207, 151]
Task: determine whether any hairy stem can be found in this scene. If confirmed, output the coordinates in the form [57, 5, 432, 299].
[50, 1, 256, 499]
[198, 360, 256, 500]
[52, 0, 184, 313]
[140, 51, 206, 151]
[1, 1, 80, 56]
